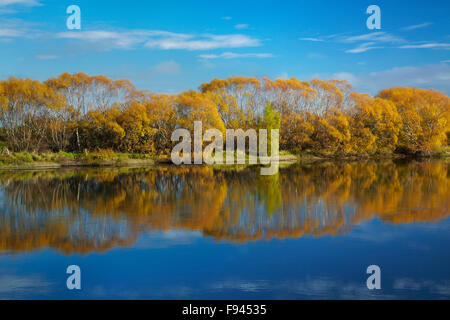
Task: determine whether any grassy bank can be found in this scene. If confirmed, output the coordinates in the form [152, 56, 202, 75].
[295, 146, 450, 160]
[0, 150, 158, 169]
[0, 147, 448, 171]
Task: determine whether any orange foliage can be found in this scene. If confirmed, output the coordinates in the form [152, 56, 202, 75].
[0, 74, 449, 154]
[0, 161, 447, 254]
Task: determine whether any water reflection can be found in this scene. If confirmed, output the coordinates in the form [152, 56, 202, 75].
[0, 160, 448, 254]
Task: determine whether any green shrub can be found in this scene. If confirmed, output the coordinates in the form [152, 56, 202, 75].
[13, 152, 34, 163]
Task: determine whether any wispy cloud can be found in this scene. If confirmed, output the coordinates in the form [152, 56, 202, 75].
[329, 63, 450, 94]
[221, 16, 232, 20]
[399, 42, 450, 49]
[343, 32, 404, 43]
[58, 29, 261, 51]
[0, 28, 22, 37]
[300, 31, 405, 54]
[57, 29, 262, 51]
[299, 37, 324, 42]
[146, 34, 261, 51]
[345, 42, 383, 53]
[234, 24, 249, 30]
[0, 0, 41, 6]
[7, 24, 263, 53]
[0, 18, 41, 38]
[199, 52, 273, 59]
[402, 22, 433, 31]
[302, 32, 404, 44]
[56, 30, 191, 50]
[0, 0, 41, 13]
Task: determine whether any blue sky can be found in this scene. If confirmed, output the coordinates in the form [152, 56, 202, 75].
[0, 0, 449, 94]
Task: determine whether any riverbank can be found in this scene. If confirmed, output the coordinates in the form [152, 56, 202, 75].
[0, 150, 308, 170]
[0, 148, 448, 170]
[0, 150, 158, 170]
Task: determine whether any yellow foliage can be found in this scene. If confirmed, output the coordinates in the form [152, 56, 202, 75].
[378, 87, 450, 152]
[1, 74, 449, 155]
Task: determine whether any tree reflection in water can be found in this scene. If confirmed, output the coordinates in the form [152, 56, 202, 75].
[0, 160, 448, 254]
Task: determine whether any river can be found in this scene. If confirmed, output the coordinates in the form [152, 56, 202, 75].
[0, 160, 448, 299]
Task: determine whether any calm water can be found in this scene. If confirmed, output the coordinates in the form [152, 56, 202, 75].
[0, 160, 449, 299]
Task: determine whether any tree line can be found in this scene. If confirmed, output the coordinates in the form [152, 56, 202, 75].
[0, 73, 448, 155]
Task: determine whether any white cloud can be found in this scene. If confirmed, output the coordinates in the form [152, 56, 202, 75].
[329, 64, 450, 94]
[151, 61, 181, 74]
[198, 52, 273, 59]
[343, 32, 403, 43]
[300, 32, 405, 54]
[221, 16, 232, 20]
[57, 30, 262, 51]
[345, 42, 384, 53]
[234, 24, 249, 30]
[299, 37, 324, 42]
[57, 30, 136, 48]
[0, 0, 40, 12]
[341, 32, 404, 53]
[299, 29, 449, 55]
[402, 22, 432, 31]
[0, 18, 40, 38]
[0, 0, 41, 6]
[8, 24, 263, 53]
[0, 28, 22, 37]
[399, 43, 450, 49]
[146, 34, 261, 51]
[56, 30, 192, 50]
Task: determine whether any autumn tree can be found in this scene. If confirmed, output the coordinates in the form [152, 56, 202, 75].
[174, 90, 225, 134]
[378, 87, 450, 152]
[0, 77, 63, 151]
[313, 107, 352, 154]
[200, 76, 262, 129]
[308, 79, 345, 115]
[348, 92, 402, 153]
[143, 93, 177, 154]
[117, 101, 156, 153]
[45, 73, 136, 151]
